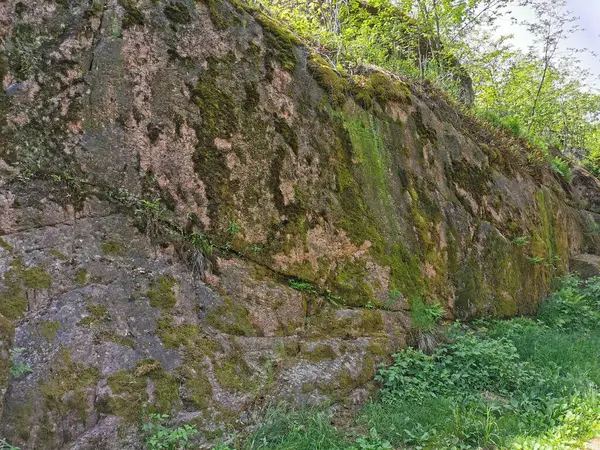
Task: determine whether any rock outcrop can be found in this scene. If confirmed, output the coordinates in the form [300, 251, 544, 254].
[1, 0, 600, 448]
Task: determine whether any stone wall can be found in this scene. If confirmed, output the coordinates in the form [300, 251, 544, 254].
[1, 0, 600, 448]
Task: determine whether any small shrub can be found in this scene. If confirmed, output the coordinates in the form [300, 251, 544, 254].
[142, 414, 198, 450]
[9, 348, 32, 378]
[287, 279, 317, 293]
[0, 438, 20, 450]
[409, 297, 444, 331]
[351, 428, 393, 450]
[511, 236, 530, 247]
[550, 156, 572, 182]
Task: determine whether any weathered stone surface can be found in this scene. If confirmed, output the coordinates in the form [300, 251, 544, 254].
[0, 0, 599, 448]
[0, 314, 13, 419]
[570, 254, 600, 279]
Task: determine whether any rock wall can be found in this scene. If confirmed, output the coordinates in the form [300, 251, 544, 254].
[1, 0, 600, 448]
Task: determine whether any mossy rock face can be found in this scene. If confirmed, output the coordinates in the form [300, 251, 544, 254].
[118, 0, 144, 29]
[213, 351, 257, 392]
[100, 241, 123, 256]
[0, 314, 14, 416]
[105, 359, 180, 423]
[0, 260, 52, 320]
[206, 297, 259, 336]
[164, 1, 192, 24]
[147, 275, 178, 309]
[41, 350, 100, 422]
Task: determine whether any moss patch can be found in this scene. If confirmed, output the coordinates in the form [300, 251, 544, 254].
[156, 313, 200, 348]
[213, 351, 257, 392]
[38, 320, 60, 341]
[79, 303, 109, 326]
[41, 350, 100, 421]
[164, 1, 191, 24]
[308, 54, 348, 107]
[118, 0, 144, 29]
[0, 260, 52, 320]
[148, 274, 177, 309]
[254, 12, 300, 72]
[300, 343, 337, 363]
[206, 297, 258, 336]
[75, 269, 88, 286]
[0, 238, 14, 252]
[105, 359, 180, 423]
[100, 241, 123, 256]
[49, 249, 68, 261]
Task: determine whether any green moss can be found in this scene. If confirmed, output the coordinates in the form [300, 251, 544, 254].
[11, 404, 34, 441]
[49, 249, 68, 261]
[156, 313, 200, 348]
[206, 297, 258, 336]
[329, 110, 428, 304]
[446, 159, 491, 204]
[178, 363, 213, 410]
[274, 117, 299, 153]
[164, 1, 191, 23]
[118, 0, 144, 29]
[200, 0, 229, 30]
[330, 259, 378, 307]
[254, 12, 299, 71]
[190, 60, 236, 139]
[357, 310, 384, 333]
[79, 303, 108, 326]
[148, 274, 177, 309]
[75, 269, 88, 286]
[308, 54, 349, 107]
[0, 260, 52, 320]
[0, 238, 13, 252]
[41, 350, 100, 421]
[22, 266, 52, 289]
[368, 72, 411, 104]
[94, 330, 136, 348]
[213, 351, 257, 392]
[106, 359, 180, 423]
[307, 309, 355, 338]
[100, 241, 123, 256]
[300, 343, 337, 363]
[39, 321, 60, 341]
[365, 337, 391, 357]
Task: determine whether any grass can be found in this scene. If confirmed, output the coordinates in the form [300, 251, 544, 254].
[216, 275, 600, 449]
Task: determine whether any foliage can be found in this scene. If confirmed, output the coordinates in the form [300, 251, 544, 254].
[253, 0, 600, 170]
[409, 297, 445, 331]
[9, 348, 32, 378]
[141, 414, 198, 450]
[239, 405, 351, 449]
[0, 439, 19, 450]
[511, 236, 530, 247]
[350, 428, 393, 450]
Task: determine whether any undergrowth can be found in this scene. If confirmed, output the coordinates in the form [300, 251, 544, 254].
[217, 275, 600, 449]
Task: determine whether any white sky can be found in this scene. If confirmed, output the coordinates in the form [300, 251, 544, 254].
[493, 0, 600, 88]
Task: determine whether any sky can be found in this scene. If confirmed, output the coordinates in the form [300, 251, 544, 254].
[492, 0, 600, 89]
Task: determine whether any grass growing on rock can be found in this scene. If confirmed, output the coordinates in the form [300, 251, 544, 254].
[216, 275, 600, 449]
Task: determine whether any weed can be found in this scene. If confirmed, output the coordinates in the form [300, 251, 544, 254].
[227, 220, 240, 237]
[141, 413, 198, 450]
[10, 348, 32, 378]
[511, 236, 530, 247]
[287, 279, 317, 293]
[551, 156, 572, 182]
[409, 297, 445, 331]
[0, 439, 19, 450]
[527, 256, 545, 265]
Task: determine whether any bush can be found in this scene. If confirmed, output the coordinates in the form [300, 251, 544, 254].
[142, 414, 198, 450]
